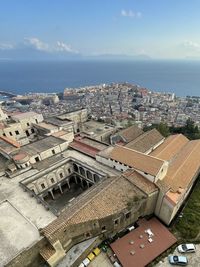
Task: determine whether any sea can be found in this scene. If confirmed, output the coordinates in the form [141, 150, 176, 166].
[0, 60, 200, 97]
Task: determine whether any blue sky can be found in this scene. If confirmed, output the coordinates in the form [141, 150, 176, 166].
[1, 0, 200, 59]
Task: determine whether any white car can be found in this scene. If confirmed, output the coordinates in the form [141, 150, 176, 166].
[177, 244, 196, 253]
[82, 258, 90, 266]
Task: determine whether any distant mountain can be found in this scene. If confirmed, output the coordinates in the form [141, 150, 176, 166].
[0, 48, 151, 61]
[85, 53, 152, 61]
[0, 47, 82, 61]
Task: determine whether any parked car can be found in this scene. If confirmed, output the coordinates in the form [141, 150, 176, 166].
[177, 243, 196, 253]
[168, 255, 188, 266]
[113, 262, 122, 267]
[93, 247, 101, 256]
[82, 258, 90, 267]
[87, 252, 95, 261]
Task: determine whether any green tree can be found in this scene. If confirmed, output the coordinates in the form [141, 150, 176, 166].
[156, 122, 170, 137]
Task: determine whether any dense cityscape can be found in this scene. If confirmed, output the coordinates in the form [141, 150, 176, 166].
[3, 82, 200, 130]
[0, 82, 200, 267]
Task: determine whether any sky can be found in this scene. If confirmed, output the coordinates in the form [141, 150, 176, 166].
[1, 0, 200, 59]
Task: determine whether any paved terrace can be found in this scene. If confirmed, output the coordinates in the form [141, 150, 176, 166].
[0, 170, 56, 229]
[0, 170, 56, 266]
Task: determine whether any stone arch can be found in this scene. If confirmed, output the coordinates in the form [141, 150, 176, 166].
[86, 170, 93, 181]
[65, 165, 72, 176]
[79, 166, 85, 177]
[94, 174, 100, 183]
[36, 178, 48, 192]
[69, 175, 76, 184]
[56, 168, 65, 181]
[46, 173, 57, 186]
[76, 176, 82, 184]
[82, 179, 88, 188]
[73, 163, 78, 172]
[60, 179, 70, 191]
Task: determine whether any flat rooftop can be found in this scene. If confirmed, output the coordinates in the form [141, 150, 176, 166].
[20, 136, 66, 156]
[0, 200, 40, 266]
[36, 122, 58, 130]
[11, 111, 40, 120]
[0, 170, 56, 230]
[82, 120, 115, 136]
[111, 217, 177, 267]
[45, 116, 72, 127]
[0, 136, 19, 154]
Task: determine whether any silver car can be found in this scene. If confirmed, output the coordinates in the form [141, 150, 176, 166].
[177, 244, 196, 253]
[168, 255, 188, 266]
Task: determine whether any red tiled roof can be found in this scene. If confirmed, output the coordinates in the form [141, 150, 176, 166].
[111, 217, 177, 267]
[109, 146, 165, 176]
[0, 136, 20, 148]
[69, 140, 99, 158]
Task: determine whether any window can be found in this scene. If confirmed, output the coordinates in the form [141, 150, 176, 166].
[31, 128, 34, 133]
[26, 130, 30, 137]
[85, 232, 91, 238]
[25, 163, 28, 167]
[27, 122, 30, 126]
[15, 130, 20, 135]
[114, 219, 119, 225]
[68, 168, 71, 174]
[60, 173, 63, 179]
[41, 183, 45, 189]
[9, 132, 13, 136]
[125, 212, 131, 219]
[3, 133, 6, 136]
[102, 226, 106, 231]
[52, 149, 55, 155]
[35, 119, 38, 124]
[144, 172, 148, 175]
[35, 156, 40, 162]
[51, 178, 54, 184]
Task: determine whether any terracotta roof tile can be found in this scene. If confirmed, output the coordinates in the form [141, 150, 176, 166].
[126, 129, 164, 153]
[40, 243, 56, 261]
[163, 140, 200, 192]
[123, 170, 158, 194]
[42, 176, 145, 242]
[118, 125, 143, 143]
[109, 146, 165, 176]
[150, 134, 189, 161]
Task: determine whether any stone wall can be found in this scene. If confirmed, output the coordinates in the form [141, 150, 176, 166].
[5, 238, 47, 267]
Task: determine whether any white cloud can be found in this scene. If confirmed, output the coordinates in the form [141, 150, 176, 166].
[23, 37, 78, 54]
[0, 43, 14, 50]
[121, 9, 142, 18]
[183, 40, 200, 52]
[24, 37, 50, 52]
[55, 41, 78, 53]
